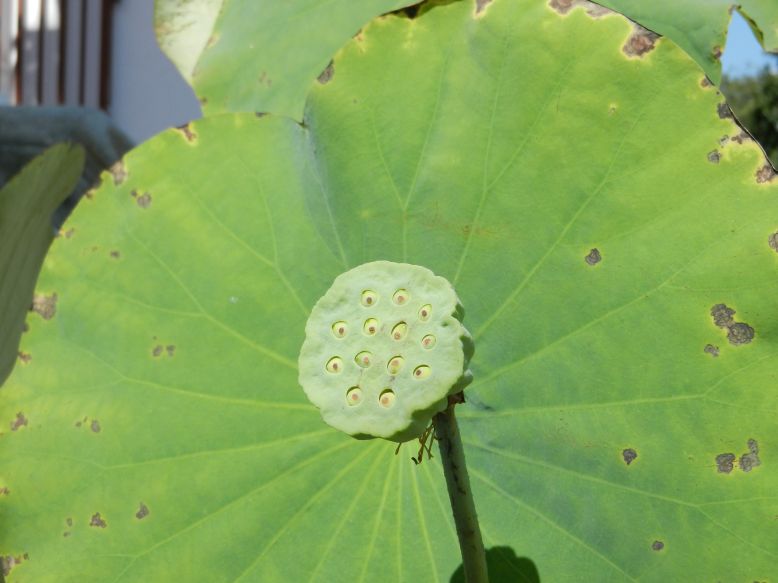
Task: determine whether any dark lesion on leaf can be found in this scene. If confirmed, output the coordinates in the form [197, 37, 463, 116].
[31, 292, 58, 320]
[700, 76, 713, 88]
[739, 438, 761, 472]
[715, 452, 735, 473]
[707, 150, 721, 164]
[548, 0, 574, 14]
[89, 512, 107, 528]
[622, 448, 638, 465]
[756, 164, 776, 184]
[136, 502, 150, 520]
[2, 553, 29, 577]
[710, 303, 754, 346]
[175, 123, 197, 142]
[90, 419, 101, 433]
[622, 25, 660, 58]
[109, 161, 127, 185]
[703, 344, 719, 358]
[768, 232, 778, 253]
[130, 190, 152, 209]
[17, 351, 32, 364]
[584, 248, 601, 266]
[717, 102, 733, 119]
[475, 0, 493, 14]
[317, 60, 334, 85]
[10, 412, 28, 431]
[651, 540, 664, 551]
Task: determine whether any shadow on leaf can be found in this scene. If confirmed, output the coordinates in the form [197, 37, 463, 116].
[450, 546, 540, 583]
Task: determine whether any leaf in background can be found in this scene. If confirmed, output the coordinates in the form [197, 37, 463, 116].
[597, 0, 778, 84]
[4, 1, 778, 581]
[154, 0, 416, 119]
[0, 143, 85, 387]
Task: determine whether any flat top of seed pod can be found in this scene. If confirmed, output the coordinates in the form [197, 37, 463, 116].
[298, 261, 472, 442]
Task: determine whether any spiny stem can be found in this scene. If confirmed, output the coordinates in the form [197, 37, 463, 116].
[434, 400, 488, 583]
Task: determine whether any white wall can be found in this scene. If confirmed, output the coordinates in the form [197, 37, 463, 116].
[109, 0, 201, 144]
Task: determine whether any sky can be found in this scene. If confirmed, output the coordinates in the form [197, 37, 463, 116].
[721, 10, 778, 78]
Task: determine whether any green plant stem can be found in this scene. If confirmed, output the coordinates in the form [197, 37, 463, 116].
[434, 402, 489, 583]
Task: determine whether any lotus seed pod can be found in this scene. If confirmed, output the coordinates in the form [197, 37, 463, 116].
[298, 261, 473, 442]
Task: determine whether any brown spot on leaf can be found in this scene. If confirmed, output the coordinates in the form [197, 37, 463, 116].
[90, 419, 101, 433]
[110, 250, 120, 259]
[769, 232, 778, 253]
[707, 150, 721, 164]
[549, 0, 574, 14]
[717, 103, 733, 119]
[623, 26, 660, 57]
[317, 60, 334, 84]
[18, 351, 31, 364]
[731, 131, 750, 144]
[32, 293, 58, 320]
[0, 487, 9, 495]
[622, 448, 637, 465]
[711, 304, 735, 328]
[713, 45, 723, 60]
[255, 111, 267, 118]
[704, 344, 719, 357]
[258, 71, 272, 87]
[739, 438, 761, 472]
[716, 452, 735, 473]
[66, 517, 73, 527]
[2, 554, 27, 577]
[476, 0, 493, 14]
[176, 123, 196, 142]
[136, 503, 150, 520]
[582, 2, 611, 18]
[166, 345, 176, 357]
[756, 164, 776, 184]
[727, 322, 755, 345]
[152, 345, 163, 357]
[585, 248, 601, 266]
[11, 412, 28, 431]
[110, 161, 127, 185]
[90, 512, 107, 528]
[651, 540, 665, 551]
[136, 192, 152, 208]
[701, 77, 713, 88]
[62, 227, 75, 238]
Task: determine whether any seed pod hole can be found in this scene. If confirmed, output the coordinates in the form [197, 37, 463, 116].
[331, 321, 348, 338]
[326, 357, 343, 374]
[393, 289, 409, 305]
[346, 387, 363, 406]
[363, 318, 379, 336]
[413, 365, 431, 380]
[421, 334, 436, 349]
[387, 356, 405, 375]
[391, 322, 408, 341]
[355, 351, 373, 368]
[419, 304, 432, 321]
[361, 290, 378, 307]
[379, 389, 396, 408]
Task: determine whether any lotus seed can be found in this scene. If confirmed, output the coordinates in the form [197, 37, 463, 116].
[361, 290, 378, 306]
[391, 322, 408, 341]
[332, 321, 348, 338]
[393, 289, 409, 305]
[419, 304, 432, 321]
[422, 334, 436, 349]
[363, 318, 378, 335]
[413, 365, 431, 380]
[346, 386, 363, 406]
[355, 351, 373, 368]
[387, 356, 405, 375]
[379, 389, 396, 408]
[326, 357, 343, 373]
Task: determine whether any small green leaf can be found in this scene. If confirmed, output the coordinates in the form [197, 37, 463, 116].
[154, 0, 416, 118]
[0, 143, 85, 386]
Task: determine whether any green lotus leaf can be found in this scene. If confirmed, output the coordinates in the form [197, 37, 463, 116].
[154, 0, 416, 118]
[4, 0, 778, 581]
[0, 143, 85, 386]
[594, 0, 778, 84]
